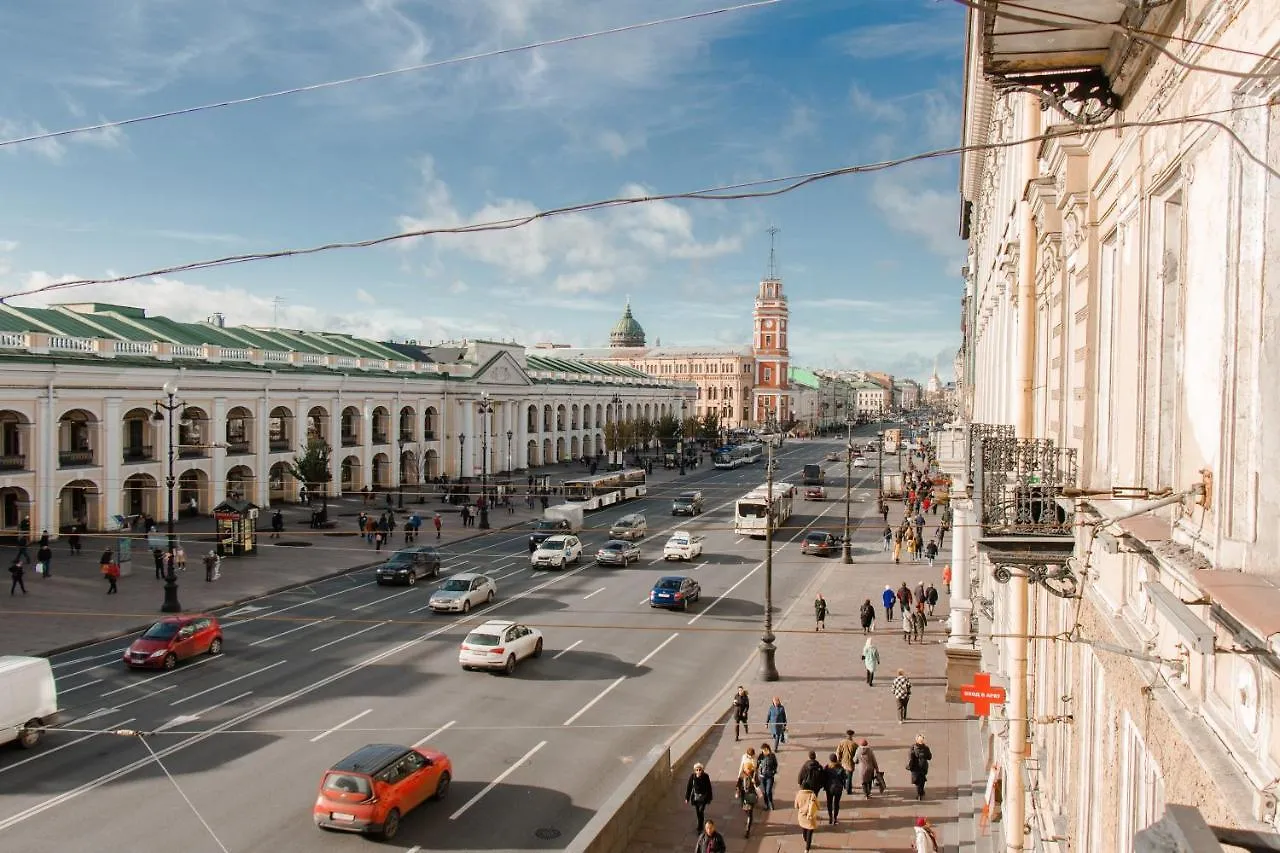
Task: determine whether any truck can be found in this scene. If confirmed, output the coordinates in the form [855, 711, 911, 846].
[802, 463, 824, 486]
[528, 504, 585, 549]
[881, 471, 904, 499]
[0, 656, 58, 749]
[882, 428, 902, 455]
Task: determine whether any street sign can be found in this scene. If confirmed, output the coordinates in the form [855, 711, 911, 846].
[959, 672, 1007, 717]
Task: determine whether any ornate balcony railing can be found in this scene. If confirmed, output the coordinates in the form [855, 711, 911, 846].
[268, 439, 291, 452]
[0, 454, 26, 471]
[225, 441, 251, 455]
[122, 445, 154, 463]
[58, 450, 95, 467]
[976, 435, 1077, 537]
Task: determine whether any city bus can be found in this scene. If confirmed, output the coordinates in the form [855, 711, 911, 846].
[733, 482, 795, 537]
[563, 468, 647, 510]
[713, 442, 764, 469]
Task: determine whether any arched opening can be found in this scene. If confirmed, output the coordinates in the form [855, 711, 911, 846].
[226, 406, 254, 456]
[595, 432, 604, 459]
[121, 407, 155, 464]
[225, 465, 255, 502]
[570, 436, 581, 459]
[424, 449, 439, 479]
[178, 469, 210, 517]
[58, 479, 101, 531]
[570, 404, 580, 430]
[307, 406, 328, 444]
[0, 486, 31, 532]
[400, 450, 418, 485]
[179, 406, 210, 459]
[268, 461, 293, 505]
[424, 407, 438, 441]
[398, 406, 416, 443]
[595, 403, 603, 428]
[582, 406, 592, 430]
[526, 439, 539, 468]
[341, 406, 361, 447]
[582, 435, 593, 458]
[371, 407, 390, 445]
[340, 455, 361, 492]
[555, 405, 566, 432]
[541, 438, 552, 466]
[58, 408, 98, 468]
[527, 405, 538, 432]
[121, 473, 157, 521]
[0, 410, 31, 472]
[371, 452, 390, 489]
[268, 406, 293, 454]
[555, 436, 566, 462]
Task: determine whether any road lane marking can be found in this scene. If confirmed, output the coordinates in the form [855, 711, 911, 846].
[688, 564, 762, 626]
[58, 679, 101, 694]
[563, 676, 627, 727]
[639, 596, 652, 606]
[646, 557, 665, 566]
[636, 633, 679, 668]
[493, 567, 525, 582]
[582, 587, 606, 600]
[101, 654, 219, 697]
[154, 692, 253, 733]
[552, 640, 582, 660]
[310, 708, 374, 743]
[352, 586, 421, 611]
[449, 741, 546, 821]
[691, 561, 707, 571]
[170, 660, 287, 706]
[412, 720, 456, 748]
[53, 650, 125, 671]
[0, 718, 136, 776]
[221, 580, 377, 627]
[310, 622, 388, 652]
[249, 616, 335, 646]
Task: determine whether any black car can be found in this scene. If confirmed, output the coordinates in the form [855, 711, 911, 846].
[671, 491, 704, 516]
[375, 546, 442, 585]
[529, 518, 572, 550]
[800, 531, 840, 557]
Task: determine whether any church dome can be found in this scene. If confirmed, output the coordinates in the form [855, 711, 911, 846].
[609, 300, 646, 348]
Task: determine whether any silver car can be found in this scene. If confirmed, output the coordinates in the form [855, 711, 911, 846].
[428, 573, 497, 613]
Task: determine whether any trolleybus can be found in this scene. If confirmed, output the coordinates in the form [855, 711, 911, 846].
[733, 482, 795, 537]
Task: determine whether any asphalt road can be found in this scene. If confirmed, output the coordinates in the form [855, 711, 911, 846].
[0, 428, 895, 853]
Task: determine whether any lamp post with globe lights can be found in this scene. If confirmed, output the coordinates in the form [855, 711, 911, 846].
[476, 393, 493, 530]
[151, 382, 184, 614]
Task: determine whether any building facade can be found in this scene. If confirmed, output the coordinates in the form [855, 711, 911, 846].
[751, 275, 791, 424]
[948, 2, 1280, 852]
[0, 302, 694, 536]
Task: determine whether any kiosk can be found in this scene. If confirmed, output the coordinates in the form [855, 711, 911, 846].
[213, 498, 259, 557]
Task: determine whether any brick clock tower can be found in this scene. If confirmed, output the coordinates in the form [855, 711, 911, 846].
[752, 228, 790, 427]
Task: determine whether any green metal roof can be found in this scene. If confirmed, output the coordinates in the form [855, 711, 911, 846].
[788, 367, 821, 389]
[526, 353, 649, 379]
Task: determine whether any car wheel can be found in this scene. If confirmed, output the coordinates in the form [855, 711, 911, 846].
[16, 720, 41, 749]
[486, 590, 494, 603]
[407, 574, 417, 586]
[379, 809, 401, 840]
[163, 653, 177, 670]
[208, 637, 223, 656]
[533, 638, 543, 658]
[434, 770, 451, 800]
[462, 599, 471, 614]
[503, 654, 517, 675]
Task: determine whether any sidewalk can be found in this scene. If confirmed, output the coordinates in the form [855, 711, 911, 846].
[630, 471, 991, 851]
[0, 459, 693, 657]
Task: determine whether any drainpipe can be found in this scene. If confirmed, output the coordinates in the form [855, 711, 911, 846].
[1006, 91, 1041, 853]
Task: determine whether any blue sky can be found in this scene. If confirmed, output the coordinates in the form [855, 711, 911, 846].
[0, 0, 966, 379]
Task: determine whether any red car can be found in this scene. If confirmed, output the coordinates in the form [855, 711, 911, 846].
[314, 744, 452, 839]
[805, 486, 826, 501]
[123, 615, 223, 669]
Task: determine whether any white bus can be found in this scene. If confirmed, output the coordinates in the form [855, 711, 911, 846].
[563, 468, 647, 510]
[734, 482, 795, 537]
[713, 442, 764, 469]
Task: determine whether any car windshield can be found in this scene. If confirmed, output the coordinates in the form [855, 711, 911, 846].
[384, 553, 414, 566]
[669, 536, 689, 545]
[322, 772, 373, 797]
[600, 543, 622, 552]
[541, 538, 567, 549]
[464, 632, 500, 647]
[805, 533, 828, 543]
[142, 622, 180, 640]
[534, 520, 561, 530]
[655, 579, 682, 590]
[440, 579, 470, 591]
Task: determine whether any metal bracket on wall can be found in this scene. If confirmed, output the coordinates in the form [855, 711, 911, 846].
[992, 563, 1081, 600]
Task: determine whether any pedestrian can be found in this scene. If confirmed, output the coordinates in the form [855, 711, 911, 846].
[882, 585, 896, 621]
[174, 544, 186, 573]
[735, 766, 759, 838]
[926, 583, 939, 616]
[103, 557, 120, 594]
[813, 593, 828, 631]
[915, 579, 926, 603]
[897, 581, 913, 611]
[684, 763, 713, 833]
[271, 510, 284, 538]
[912, 605, 928, 643]
[36, 541, 52, 578]
[862, 637, 880, 686]
[859, 598, 875, 633]
[836, 730, 857, 794]
[925, 539, 938, 567]
[913, 816, 941, 852]
[902, 608, 913, 643]
[882, 524, 892, 552]
[794, 786, 819, 852]
[892, 536, 902, 564]
[766, 696, 788, 750]
[68, 525, 82, 555]
[854, 739, 881, 798]
[823, 753, 848, 824]
[731, 686, 750, 741]
[374, 530, 384, 551]
[756, 742, 778, 809]
[908, 734, 933, 800]
[694, 819, 726, 853]
[153, 548, 165, 579]
[203, 551, 219, 582]
[942, 563, 952, 594]
[797, 749, 825, 792]
[9, 558, 26, 595]
[433, 512, 442, 539]
[892, 669, 913, 723]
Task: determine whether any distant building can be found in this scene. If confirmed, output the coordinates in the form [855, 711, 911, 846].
[608, 300, 646, 348]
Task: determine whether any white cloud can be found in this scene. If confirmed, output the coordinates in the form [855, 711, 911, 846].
[870, 175, 965, 271]
[848, 85, 904, 124]
[449, 279, 469, 294]
[596, 128, 645, 159]
[355, 288, 377, 305]
[834, 21, 964, 61]
[0, 240, 18, 253]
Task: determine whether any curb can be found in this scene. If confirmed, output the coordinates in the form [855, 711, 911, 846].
[36, 517, 531, 659]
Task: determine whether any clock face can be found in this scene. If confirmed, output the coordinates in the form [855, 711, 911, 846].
[763, 319, 774, 329]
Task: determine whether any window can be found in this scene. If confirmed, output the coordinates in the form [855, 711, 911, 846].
[1095, 232, 1118, 483]
[1117, 713, 1164, 849]
[1142, 185, 1185, 490]
[763, 368, 772, 382]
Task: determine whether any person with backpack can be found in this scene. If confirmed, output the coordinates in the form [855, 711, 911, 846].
[859, 598, 876, 634]
[731, 685, 750, 741]
[823, 752, 848, 824]
[796, 750, 826, 792]
[907, 734, 933, 800]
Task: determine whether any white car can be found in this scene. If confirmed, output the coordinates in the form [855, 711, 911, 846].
[459, 620, 543, 674]
[428, 573, 497, 613]
[853, 457, 869, 468]
[530, 535, 583, 569]
[663, 532, 704, 561]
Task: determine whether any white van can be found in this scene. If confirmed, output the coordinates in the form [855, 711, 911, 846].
[608, 513, 648, 541]
[0, 656, 58, 749]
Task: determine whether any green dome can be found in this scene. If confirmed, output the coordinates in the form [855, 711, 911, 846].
[609, 300, 646, 348]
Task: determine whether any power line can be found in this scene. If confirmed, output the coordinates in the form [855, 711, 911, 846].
[2, 102, 1274, 304]
[0, 0, 791, 152]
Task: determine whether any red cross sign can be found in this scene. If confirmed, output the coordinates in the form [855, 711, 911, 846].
[959, 672, 1007, 717]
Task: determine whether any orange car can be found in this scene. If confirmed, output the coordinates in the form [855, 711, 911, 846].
[314, 744, 452, 840]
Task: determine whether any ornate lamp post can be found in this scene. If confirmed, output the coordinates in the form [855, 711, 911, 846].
[151, 382, 183, 614]
[506, 429, 514, 474]
[842, 416, 855, 564]
[876, 430, 885, 512]
[610, 393, 622, 466]
[477, 392, 493, 530]
[397, 438, 407, 510]
[458, 433, 466, 483]
[678, 400, 687, 476]
[759, 420, 780, 681]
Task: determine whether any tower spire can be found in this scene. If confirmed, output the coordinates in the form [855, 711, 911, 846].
[766, 225, 780, 280]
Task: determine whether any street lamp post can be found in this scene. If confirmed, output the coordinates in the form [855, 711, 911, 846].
[506, 429, 514, 474]
[477, 393, 493, 530]
[397, 439, 406, 510]
[759, 424, 780, 681]
[678, 401, 687, 476]
[152, 382, 183, 614]
[610, 394, 622, 466]
[876, 430, 885, 513]
[842, 416, 854, 564]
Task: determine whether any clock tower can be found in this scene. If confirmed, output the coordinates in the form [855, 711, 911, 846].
[752, 228, 790, 427]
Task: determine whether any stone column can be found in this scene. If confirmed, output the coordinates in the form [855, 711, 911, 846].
[516, 399, 529, 470]
[102, 397, 123, 531]
[461, 400, 475, 477]
[944, 498, 981, 701]
[36, 386, 57, 534]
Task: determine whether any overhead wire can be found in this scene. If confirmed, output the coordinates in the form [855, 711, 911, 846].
[0, 0, 791, 152]
[133, 734, 233, 853]
[3, 102, 1276, 304]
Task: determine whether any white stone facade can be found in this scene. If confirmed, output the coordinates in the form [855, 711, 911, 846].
[957, 1, 1280, 850]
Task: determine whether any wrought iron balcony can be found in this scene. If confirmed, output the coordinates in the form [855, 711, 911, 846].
[423, 430, 436, 441]
[268, 439, 291, 452]
[0, 454, 26, 471]
[58, 449, 95, 467]
[178, 446, 207, 459]
[371, 432, 389, 445]
[225, 441, 251, 455]
[399, 431, 414, 444]
[341, 433, 359, 447]
[122, 445, 154, 463]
